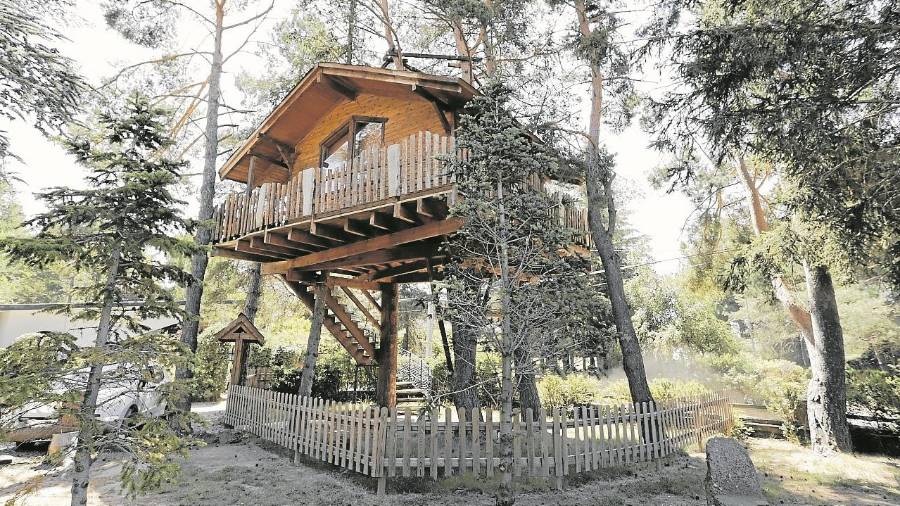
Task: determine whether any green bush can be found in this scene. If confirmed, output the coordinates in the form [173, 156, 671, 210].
[700, 352, 809, 440]
[754, 361, 808, 441]
[192, 328, 230, 401]
[848, 367, 900, 423]
[247, 346, 302, 387]
[428, 353, 501, 407]
[600, 378, 712, 405]
[537, 374, 601, 410]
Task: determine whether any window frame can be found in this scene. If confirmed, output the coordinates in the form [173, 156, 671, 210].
[319, 115, 387, 168]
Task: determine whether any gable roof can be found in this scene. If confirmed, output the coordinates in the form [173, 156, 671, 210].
[213, 313, 265, 344]
[219, 63, 478, 184]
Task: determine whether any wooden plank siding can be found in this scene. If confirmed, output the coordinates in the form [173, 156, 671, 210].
[226, 385, 732, 488]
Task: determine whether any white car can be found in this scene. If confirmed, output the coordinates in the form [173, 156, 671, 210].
[4, 364, 170, 444]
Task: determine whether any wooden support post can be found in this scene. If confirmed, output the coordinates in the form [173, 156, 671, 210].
[375, 283, 399, 408]
[231, 339, 246, 386]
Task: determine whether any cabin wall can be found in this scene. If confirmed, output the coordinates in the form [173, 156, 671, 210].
[291, 92, 450, 171]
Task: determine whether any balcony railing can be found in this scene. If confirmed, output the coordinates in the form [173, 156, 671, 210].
[212, 131, 591, 247]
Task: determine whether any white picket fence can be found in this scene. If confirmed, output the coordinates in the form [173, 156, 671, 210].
[224, 385, 733, 491]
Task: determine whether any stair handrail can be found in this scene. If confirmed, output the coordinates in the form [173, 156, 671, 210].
[398, 348, 432, 393]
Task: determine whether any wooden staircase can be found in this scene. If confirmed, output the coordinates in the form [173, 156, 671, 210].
[282, 277, 378, 366]
[396, 380, 429, 411]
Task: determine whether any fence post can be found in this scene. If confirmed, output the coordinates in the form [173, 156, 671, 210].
[694, 396, 704, 452]
[375, 406, 388, 495]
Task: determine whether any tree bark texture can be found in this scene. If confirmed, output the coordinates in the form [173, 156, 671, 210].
[376, 283, 399, 408]
[450, 316, 479, 411]
[298, 284, 326, 397]
[176, 2, 225, 412]
[804, 263, 852, 453]
[591, 225, 654, 404]
[514, 346, 541, 418]
[70, 246, 120, 506]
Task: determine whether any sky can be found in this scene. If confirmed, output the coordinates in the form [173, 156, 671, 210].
[4, 1, 695, 274]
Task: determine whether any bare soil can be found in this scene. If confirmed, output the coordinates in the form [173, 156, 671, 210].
[1, 406, 897, 505]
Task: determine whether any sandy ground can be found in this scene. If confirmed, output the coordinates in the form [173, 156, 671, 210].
[1, 405, 897, 506]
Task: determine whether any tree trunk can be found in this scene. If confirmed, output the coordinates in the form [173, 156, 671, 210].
[514, 346, 541, 418]
[298, 284, 326, 397]
[450, 317, 479, 411]
[439, 318, 454, 373]
[452, 21, 474, 84]
[804, 263, 852, 453]
[238, 263, 262, 385]
[592, 226, 654, 403]
[736, 157, 853, 450]
[378, 0, 403, 70]
[176, 2, 225, 413]
[346, 0, 356, 64]
[496, 179, 514, 506]
[243, 263, 262, 321]
[574, 0, 653, 406]
[70, 246, 120, 506]
[376, 284, 399, 407]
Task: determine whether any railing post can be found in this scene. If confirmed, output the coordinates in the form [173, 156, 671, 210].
[301, 168, 315, 216]
[387, 144, 401, 197]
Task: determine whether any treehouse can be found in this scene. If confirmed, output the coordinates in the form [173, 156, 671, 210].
[211, 63, 590, 407]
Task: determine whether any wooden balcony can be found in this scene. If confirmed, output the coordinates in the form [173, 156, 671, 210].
[211, 131, 591, 270]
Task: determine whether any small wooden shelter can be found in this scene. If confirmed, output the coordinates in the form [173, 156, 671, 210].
[214, 313, 266, 386]
[209, 63, 590, 407]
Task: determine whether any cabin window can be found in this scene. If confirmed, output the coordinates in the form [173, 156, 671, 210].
[320, 116, 386, 171]
[321, 126, 350, 172]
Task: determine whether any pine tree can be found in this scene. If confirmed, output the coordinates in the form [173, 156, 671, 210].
[443, 82, 594, 506]
[0, 96, 197, 505]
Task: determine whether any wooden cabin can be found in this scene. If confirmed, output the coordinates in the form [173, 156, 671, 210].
[211, 63, 589, 407]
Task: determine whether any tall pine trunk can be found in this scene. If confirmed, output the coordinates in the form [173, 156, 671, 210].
[573, 0, 653, 405]
[298, 284, 326, 397]
[176, 3, 225, 412]
[70, 246, 120, 506]
[590, 219, 653, 403]
[804, 263, 852, 452]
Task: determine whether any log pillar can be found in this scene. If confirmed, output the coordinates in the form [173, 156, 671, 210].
[375, 283, 399, 408]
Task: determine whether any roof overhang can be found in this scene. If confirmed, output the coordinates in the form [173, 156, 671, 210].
[219, 63, 478, 184]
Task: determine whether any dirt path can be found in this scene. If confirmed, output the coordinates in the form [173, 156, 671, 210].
[1, 407, 897, 506]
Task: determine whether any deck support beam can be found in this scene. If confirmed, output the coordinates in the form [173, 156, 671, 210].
[375, 283, 399, 408]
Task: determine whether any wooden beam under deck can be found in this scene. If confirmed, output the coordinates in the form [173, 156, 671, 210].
[212, 247, 273, 263]
[261, 218, 462, 275]
[263, 231, 318, 253]
[288, 227, 340, 247]
[292, 243, 441, 273]
[366, 259, 430, 281]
